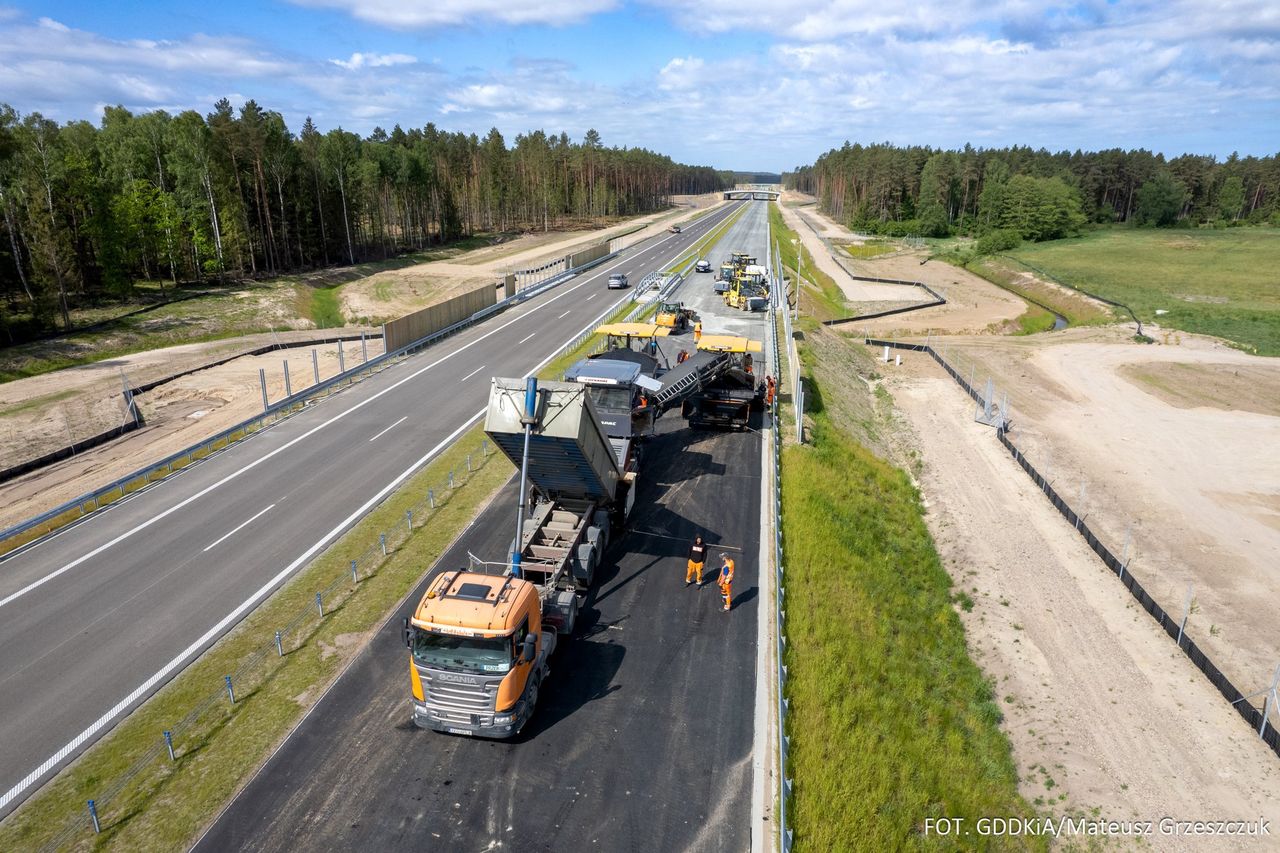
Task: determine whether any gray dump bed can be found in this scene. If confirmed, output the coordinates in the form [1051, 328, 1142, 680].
[484, 378, 623, 503]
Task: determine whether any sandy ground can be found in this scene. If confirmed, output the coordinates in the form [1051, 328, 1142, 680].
[0, 335, 386, 530]
[888, 363, 1279, 846]
[869, 326, 1280, 842]
[777, 192, 1025, 330]
[341, 193, 725, 322]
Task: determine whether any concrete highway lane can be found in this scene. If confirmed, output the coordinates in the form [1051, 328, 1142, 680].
[194, 202, 773, 853]
[0, 201, 746, 816]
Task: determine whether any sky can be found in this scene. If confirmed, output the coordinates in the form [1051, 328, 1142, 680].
[0, 1, 1277, 171]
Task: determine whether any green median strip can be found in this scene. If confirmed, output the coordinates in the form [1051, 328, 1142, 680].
[661, 203, 748, 277]
[0, 431, 514, 852]
[779, 339, 1039, 850]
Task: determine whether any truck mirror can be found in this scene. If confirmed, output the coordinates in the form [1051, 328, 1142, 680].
[402, 617, 413, 650]
[520, 635, 537, 663]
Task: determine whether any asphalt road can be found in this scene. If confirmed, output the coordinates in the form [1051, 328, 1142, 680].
[0, 201, 749, 816]
[193, 203, 773, 852]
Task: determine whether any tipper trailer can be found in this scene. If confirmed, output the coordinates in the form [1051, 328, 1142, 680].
[405, 377, 632, 738]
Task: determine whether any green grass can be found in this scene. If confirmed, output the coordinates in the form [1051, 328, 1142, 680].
[841, 240, 895, 260]
[781, 356, 1037, 850]
[768, 203, 848, 322]
[0, 430, 513, 852]
[300, 284, 344, 328]
[1003, 227, 1280, 355]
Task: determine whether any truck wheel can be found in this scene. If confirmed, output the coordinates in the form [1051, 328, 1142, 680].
[575, 544, 597, 590]
[586, 524, 606, 555]
[592, 510, 611, 549]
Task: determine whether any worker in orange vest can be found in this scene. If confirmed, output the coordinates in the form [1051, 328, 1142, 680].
[718, 553, 735, 611]
[693, 321, 702, 343]
[765, 375, 776, 406]
[687, 535, 706, 586]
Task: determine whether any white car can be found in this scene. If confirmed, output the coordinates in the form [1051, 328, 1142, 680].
[695, 259, 712, 273]
[607, 273, 629, 289]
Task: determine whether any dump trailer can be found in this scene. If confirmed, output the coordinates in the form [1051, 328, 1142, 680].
[405, 378, 632, 738]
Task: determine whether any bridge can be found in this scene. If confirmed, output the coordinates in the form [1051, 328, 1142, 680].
[723, 189, 780, 200]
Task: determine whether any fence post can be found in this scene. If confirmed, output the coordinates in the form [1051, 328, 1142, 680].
[466, 453, 472, 472]
[225, 675, 235, 704]
[259, 368, 269, 412]
[380, 533, 387, 556]
[316, 591, 324, 617]
[312, 348, 320, 385]
[406, 509, 413, 528]
[361, 332, 368, 363]
[1177, 584, 1193, 647]
[275, 630, 284, 657]
[428, 489, 435, 509]
[338, 343, 346, 374]
[351, 559, 359, 583]
[283, 360, 292, 398]
[88, 799, 101, 833]
[449, 470, 455, 488]
[164, 729, 175, 760]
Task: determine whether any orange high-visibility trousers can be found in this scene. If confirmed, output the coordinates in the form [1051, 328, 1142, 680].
[719, 581, 732, 609]
[687, 559, 704, 584]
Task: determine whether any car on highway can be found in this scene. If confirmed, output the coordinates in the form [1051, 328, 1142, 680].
[695, 259, 712, 273]
[668, 225, 682, 233]
[607, 272, 629, 289]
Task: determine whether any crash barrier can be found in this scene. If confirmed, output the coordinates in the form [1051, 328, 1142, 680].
[865, 337, 1280, 761]
[822, 275, 946, 327]
[767, 254, 794, 852]
[23, 437, 498, 850]
[383, 285, 497, 352]
[993, 254, 1143, 335]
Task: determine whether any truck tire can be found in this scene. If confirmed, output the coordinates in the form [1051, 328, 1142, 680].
[586, 523, 606, 555]
[592, 510, 611, 550]
[575, 543, 597, 590]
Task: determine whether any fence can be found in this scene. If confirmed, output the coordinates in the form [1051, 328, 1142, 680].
[383, 286, 497, 352]
[864, 336, 1280, 762]
[772, 239, 803, 442]
[27, 435, 498, 851]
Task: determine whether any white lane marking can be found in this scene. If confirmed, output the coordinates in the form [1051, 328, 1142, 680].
[0, 202, 743, 607]
[368, 416, 408, 443]
[0, 202, 746, 813]
[586, 293, 597, 301]
[518, 332, 536, 344]
[459, 365, 486, 383]
[557, 310, 571, 319]
[202, 505, 276, 553]
[0, 414, 481, 814]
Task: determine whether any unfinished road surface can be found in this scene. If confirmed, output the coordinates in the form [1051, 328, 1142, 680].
[194, 204, 773, 852]
[0, 202, 747, 817]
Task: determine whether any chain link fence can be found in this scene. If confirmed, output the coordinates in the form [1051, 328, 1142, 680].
[34, 436, 496, 851]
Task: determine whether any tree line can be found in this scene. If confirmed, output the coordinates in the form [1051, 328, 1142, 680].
[0, 100, 728, 337]
[784, 142, 1280, 242]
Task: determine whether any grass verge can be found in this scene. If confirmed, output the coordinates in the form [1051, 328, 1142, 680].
[780, 339, 1037, 850]
[0, 430, 513, 852]
[1003, 227, 1280, 354]
[299, 284, 344, 329]
[768, 203, 848, 322]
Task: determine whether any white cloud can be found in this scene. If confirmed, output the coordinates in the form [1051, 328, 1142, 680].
[329, 52, 418, 70]
[290, 0, 616, 29]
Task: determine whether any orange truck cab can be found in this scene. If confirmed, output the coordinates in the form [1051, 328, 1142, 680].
[404, 570, 562, 738]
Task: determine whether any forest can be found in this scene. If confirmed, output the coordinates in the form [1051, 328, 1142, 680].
[0, 100, 728, 339]
[785, 142, 1280, 241]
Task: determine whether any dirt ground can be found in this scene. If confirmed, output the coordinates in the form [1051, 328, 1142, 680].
[862, 325, 1280, 841]
[777, 192, 1025, 330]
[340, 193, 724, 322]
[0, 197, 723, 530]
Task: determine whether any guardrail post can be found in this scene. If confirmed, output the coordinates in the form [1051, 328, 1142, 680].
[338, 343, 346, 374]
[259, 368, 268, 412]
[225, 675, 235, 704]
[283, 360, 292, 398]
[164, 730, 176, 760]
[316, 592, 324, 617]
[380, 533, 387, 556]
[87, 799, 101, 833]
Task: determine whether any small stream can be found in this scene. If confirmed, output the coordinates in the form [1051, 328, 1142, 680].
[1052, 314, 1068, 330]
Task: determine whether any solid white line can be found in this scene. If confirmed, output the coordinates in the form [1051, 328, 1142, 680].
[586, 293, 597, 301]
[368, 416, 408, 443]
[459, 365, 486, 383]
[0, 414, 481, 813]
[518, 332, 536, 344]
[0, 203, 743, 609]
[0, 201, 745, 813]
[202, 505, 276, 553]
[557, 310, 571, 319]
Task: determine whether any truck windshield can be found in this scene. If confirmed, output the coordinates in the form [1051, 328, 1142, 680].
[586, 386, 633, 411]
[413, 631, 512, 673]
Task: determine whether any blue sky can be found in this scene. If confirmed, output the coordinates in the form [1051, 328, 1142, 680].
[1, 1, 1277, 170]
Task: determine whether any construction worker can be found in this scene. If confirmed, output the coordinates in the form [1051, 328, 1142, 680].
[718, 553, 735, 611]
[765, 375, 776, 406]
[676, 349, 689, 364]
[687, 536, 706, 586]
[693, 321, 702, 343]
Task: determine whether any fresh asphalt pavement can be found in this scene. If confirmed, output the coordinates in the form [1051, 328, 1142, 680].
[194, 203, 774, 852]
[0, 201, 747, 816]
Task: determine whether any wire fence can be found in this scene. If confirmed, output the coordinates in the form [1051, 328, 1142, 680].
[34, 435, 497, 852]
[864, 335, 1280, 765]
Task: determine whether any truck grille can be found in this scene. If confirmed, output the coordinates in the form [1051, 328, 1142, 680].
[419, 668, 498, 714]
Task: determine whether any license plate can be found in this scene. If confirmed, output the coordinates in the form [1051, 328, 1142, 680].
[446, 728, 472, 736]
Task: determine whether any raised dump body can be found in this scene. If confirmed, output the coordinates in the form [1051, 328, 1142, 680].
[484, 377, 622, 503]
